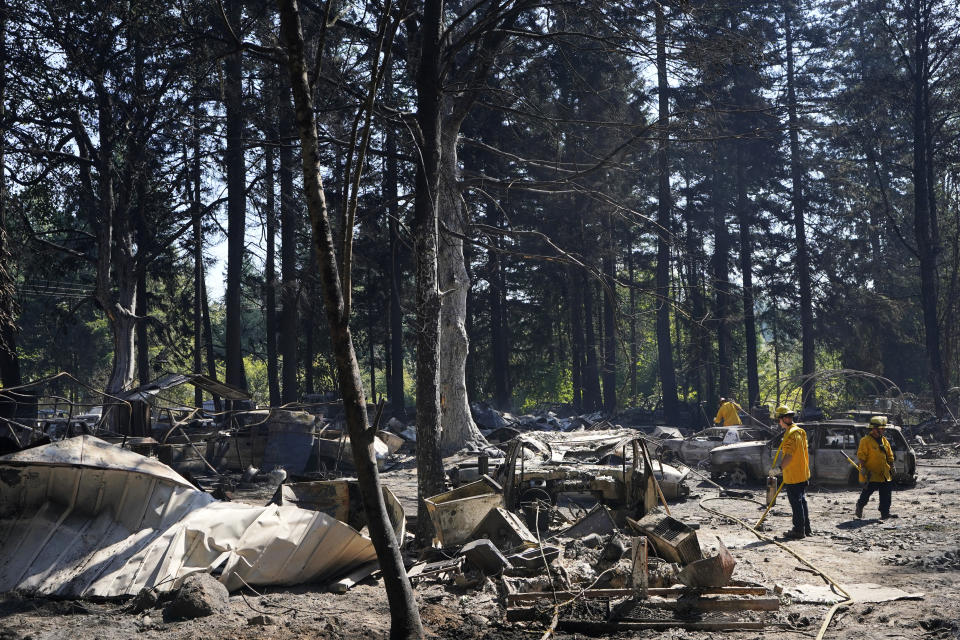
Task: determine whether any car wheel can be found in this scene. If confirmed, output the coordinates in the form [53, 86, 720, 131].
[729, 465, 749, 487]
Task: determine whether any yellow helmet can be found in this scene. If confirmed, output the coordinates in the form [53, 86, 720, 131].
[869, 415, 887, 427]
[774, 405, 796, 419]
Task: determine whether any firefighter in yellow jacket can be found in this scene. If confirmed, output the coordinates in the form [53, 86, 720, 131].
[855, 416, 898, 519]
[714, 398, 742, 426]
[774, 405, 811, 539]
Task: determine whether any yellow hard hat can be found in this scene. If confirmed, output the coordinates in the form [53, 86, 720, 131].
[869, 415, 887, 427]
[774, 405, 795, 419]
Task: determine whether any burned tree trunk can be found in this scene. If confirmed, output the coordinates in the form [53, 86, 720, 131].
[279, 89, 299, 404]
[601, 216, 617, 414]
[487, 204, 510, 410]
[908, 0, 947, 416]
[438, 131, 486, 454]
[736, 148, 759, 408]
[265, 120, 281, 407]
[784, 1, 816, 408]
[655, 0, 679, 423]
[223, 0, 247, 393]
[413, 0, 449, 545]
[568, 267, 584, 413]
[385, 71, 405, 418]
[192, 114, 206, 408]
[582, 275, 603, 412]
[276, 1, 423, 637]
[711, 151, 732, 400]
[0, 0, 20, 389]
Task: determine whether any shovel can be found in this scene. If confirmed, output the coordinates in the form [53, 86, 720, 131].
[755, 477, 785, 529]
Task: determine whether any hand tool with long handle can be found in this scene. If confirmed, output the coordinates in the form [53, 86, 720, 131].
[755, 477, 785, 528]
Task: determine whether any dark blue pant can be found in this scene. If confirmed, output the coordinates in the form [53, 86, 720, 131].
[857, 481, 892, 516]
[785, 481, 810, 533]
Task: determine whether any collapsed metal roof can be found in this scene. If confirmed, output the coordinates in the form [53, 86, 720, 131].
[0, 436, 394, 597]
[120, 373, 251, 402]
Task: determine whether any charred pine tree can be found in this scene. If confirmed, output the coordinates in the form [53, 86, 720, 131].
[601, 214, 617, 413]
[568, 266, 584, 413]
[264, 98, 281, 407]
[655, 0, 679, 423]
[191, 98, 209, 408]
[384, 69, 406, 418]
[487, 203, 510, 410]
[784, 0, 816, 408]
[412, 0, 448, 538]
[279, 87, 299, 404]
[223, 0, 248, 394]
[0, 0, 20, 389]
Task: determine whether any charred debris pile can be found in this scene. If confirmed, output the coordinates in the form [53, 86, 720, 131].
[0, 375, 948, 633]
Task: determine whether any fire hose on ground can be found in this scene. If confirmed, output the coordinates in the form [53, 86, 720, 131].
[699, 495, 852, 640]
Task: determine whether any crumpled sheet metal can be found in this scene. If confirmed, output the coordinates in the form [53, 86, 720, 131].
[0, 436, 382, 596]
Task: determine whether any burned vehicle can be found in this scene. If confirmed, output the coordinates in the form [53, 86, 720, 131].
[709, 420, 918, 486]
[658, 425, 772, 467]
[491, 430, 690, 518]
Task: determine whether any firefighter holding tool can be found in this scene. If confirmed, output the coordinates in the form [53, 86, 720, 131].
[772, 405, 811, 539]
[855, 416, 898, 520]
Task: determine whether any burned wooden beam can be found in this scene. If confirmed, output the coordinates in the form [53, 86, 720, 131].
[505, 586, 769, 605]
[558, 619, 765, 632]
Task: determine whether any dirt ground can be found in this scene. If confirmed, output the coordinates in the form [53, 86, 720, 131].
[2, 451, 959, 640]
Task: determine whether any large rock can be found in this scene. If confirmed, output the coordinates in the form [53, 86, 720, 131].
[163, 573, 229, 621]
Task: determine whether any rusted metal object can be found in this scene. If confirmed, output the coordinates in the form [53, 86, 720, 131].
[423, 475, 503, 547]
[628, 510, 702, 565]
[677, 537, 736, 588]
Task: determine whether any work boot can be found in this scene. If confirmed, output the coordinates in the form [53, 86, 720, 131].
[783, 529, 805, 540]
[855, 504, 864, 519]
[805, 527, 813, 537]
[881, 513, 899, 519]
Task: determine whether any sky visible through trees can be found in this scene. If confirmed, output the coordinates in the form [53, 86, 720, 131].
[2, 0, 959, 424]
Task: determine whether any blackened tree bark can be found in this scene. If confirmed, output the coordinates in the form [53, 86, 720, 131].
[711, 153, 732, 399]
[369, 271, 377, 401]
[304, 243, 317, 396]
[582, 274, 603, 411]
[276, 1, 423, 637]
[907, 0, 948, 415]
[413, 0, 448, 539]
[0, 0, 20, 389]
[265, 111, 281, 407]
[224, 0, 248, 393]
[487, 204, 510, 410]
[192, 102, 207, 408]
[628, 243, 637, 403]
[784, 0, 816, 408]
[413, 0, 528, 453]
[385, 70, 405, 418]
[655, 0, 679, 423]
[568, 267, 584, 413]
[736, 149, 759, 407]
[133, 33, 150, 388]
[279, 88, 299, 404]
[601, 216, 617, 413]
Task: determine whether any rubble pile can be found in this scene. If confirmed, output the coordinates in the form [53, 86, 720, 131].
[897, 550, 960, 571]
[3, 381, 947, 637]
[404, 437, 782, 633]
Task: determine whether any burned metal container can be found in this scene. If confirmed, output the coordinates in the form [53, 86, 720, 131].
[423, 475, 504, 547]
[629, 509, 701, 565]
